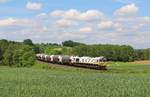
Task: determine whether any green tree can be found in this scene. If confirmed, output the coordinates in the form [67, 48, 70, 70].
[13, 50, 23, 67]
[3, 47, 14, 66]
[22, 51, 35, 67]
[62, 40, 84, 47]
[0, 49, 3, 65]
[23, 39, 34, 46]
[0, 39, 9, 63]
[73, 44, 135, 62]
[1, 40, 36, 67]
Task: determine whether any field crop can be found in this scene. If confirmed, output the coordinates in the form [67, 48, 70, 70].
[130, 60, 150, 65]
[0, 61, 150, 97]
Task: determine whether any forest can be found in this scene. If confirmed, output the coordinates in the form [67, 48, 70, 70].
[0, 39, 150, 67]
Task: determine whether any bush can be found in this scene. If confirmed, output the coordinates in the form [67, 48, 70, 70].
[0, 40, 36, 67]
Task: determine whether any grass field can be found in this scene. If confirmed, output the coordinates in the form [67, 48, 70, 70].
[0, 61, 150, 97]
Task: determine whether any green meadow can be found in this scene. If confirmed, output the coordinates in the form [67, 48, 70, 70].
[0, 61, 150, 97]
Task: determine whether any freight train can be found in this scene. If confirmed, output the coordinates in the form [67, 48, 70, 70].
[36, 54, 107, 70]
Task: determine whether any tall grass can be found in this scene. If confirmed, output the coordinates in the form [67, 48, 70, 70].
[0, 62, 150, 97]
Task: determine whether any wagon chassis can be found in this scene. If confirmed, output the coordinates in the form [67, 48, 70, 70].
[38, 59, 107, 70]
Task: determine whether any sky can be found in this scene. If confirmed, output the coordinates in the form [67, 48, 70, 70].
[0, 0, 150, 48]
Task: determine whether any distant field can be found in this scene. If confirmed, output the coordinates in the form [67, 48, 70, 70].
[0, 61, 150, 97]
[130, 60, 150, 65]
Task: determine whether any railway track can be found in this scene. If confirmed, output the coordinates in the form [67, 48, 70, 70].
[38, 60, 107, 70]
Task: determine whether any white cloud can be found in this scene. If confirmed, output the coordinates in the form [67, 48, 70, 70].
[51, 9, 80, 20]
[79, 10, 104, 21]
[98, 21, 123, 31]
[79, 27, 93, 33]
[51, 10, 64, 17]
[63, 9, 80, 20]
[57, 32, 86, 40]
[1, 5, 150, 48]
[0, 18, 36, 27]
[114, 4, 138, 17]
[98, 21, 114, 29]
[26, 1, 42, 10]
[139, 16, 150, 24]
[0, 0, 9, 3]
[56, 19, 77, 27]
[0, 18, 16, 26]
[36, 13, 48, 19]
[50, 9, 104, 21]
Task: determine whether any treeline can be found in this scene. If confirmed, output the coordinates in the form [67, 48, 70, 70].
[0, 39, 150, 67]
[0, 39, 35, 67]
[73, 44, 135, 62]
[36, 40, 150, 62]
[134, 49, 150, 60]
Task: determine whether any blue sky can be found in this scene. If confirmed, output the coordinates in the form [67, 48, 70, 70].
[0, 0, 149, 18]
[0, 0, 150, 48]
